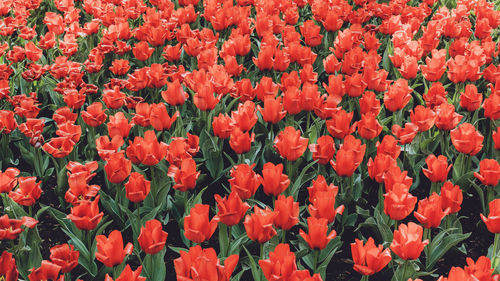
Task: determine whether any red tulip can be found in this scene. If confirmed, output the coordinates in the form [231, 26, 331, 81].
[460, 85, 483, 112]
[49, 244, 79, 273]
[0, 251, 18, 281]
[351, 237, 392, 276]
[260, 162, 290, 197]
[174, 245, 239, 281]
[359, 91, 381, 116]
[132, 41, 154, 61]
[212, 113, 233, 139]
[383, 166, 413, 192]
[390, 222, 429, 260]
[259, 244, 297, 280]
[257, 96, 287, 124]
[450, 123, 484, 156]
[138, 219, 168, 255]
[104, 152, 132, 184]
[161, 79, 188, 106]
[231, 101, 258, 132]
[384, 79, 413, 112]
[384, 183, 417, 221]
[127, 130, 168, 166]
[42, 136, 74, 158]
[367, 154, 398, 183]
[410, 105, 436, 132]
[422, 154, 452, 182]
[484, 93, 500, 120]
[474, 159, 500, 186]
[228, 164, 261, 200]
[28, 260, 61, 281]
[308, 190, 344, 224]
[330, 135, 366, 177]
[167, 158, 200, 192]
[81, 102, 107, 127]
[376, 135, 401, 160]
[124, 172, 150, 202]
[435, 103, 462, 131]
[273, 195, 299, 230]
[229, 127, 255, 154]
[414, 193, 449, 228]
[392, 122, 419, 145]
[150, 103, 179, 131]
[96, 230, 134, 267]
[9, 176, 42, 206]
[299, 217, 337, 250]
[104, 265, 146, 281]
[67, 196, 104, 230]
[107, 112, 133, 139]
[326, 108, 355, 139]
[481, 199, 500, 233]
[244, 205, 277, 243]
[440, 181, 463, 214]
[309, 135, 335, 165]
[215, 192, 250, 226]
[184, 204, 219, 243]
[274, 126, 309, 161]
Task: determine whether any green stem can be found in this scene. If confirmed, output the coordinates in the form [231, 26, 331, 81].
[281, 230, 286, 244]
[493, 233, 500, 272]
[400, 260, 408, 281]
[313, 249, 320, 273]
[361, 275, 369, 281]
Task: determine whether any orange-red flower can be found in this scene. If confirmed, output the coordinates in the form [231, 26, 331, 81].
[351, 237, 392, 276]
[229, 127, 254, 154]
[435, 103, 462, 131]
[330, 135, 366, 177]
[28, 260, 61, 281]
[260, 162, 290, 197]
[9, 176, 42, 206]
[309, 135, 335, 165]
[174, 245, 239, 281]
[299, 217, 337, 250]
[414, 193, 449, 228]
[231, 101, 258, 132]
[81, 102, 107, 127]
[104, 152, 132, 184]
[104, 265, 146, 281]
[257, 96, 287, 124]
[138, 219, 168, 255]
[67, 196, 104, 230]
[49, 244, 79, 273]
[460, 85, 483, 112]
[167, 158, 200, 192]
[215, 192, 250, 226]
[126, 130, 168, 166]
[107, 112, 133, 139]
[390, 222, 429, 260]
[384, 183, 417, 221]
[259, 244, 297, 280]
[0, 167, 19, 193]
[132, 41, 155, 61]
[212, 113, 233, 139]
[0, 251, 18, 281]
[274, 126, 309, 161]
[244, 205, 277, 243]
[273, 195, 299, 230]
[124, 172, 151, 202]
[150, 103, 179, 131]
[161, 79, 189, 106]
[484, 93, 500, 120]
[423, 154, 452, 183]
[410, 105, 436, 132]
[367, 154, 398, 183]
[421, 49, 447, 81]
[42, 137, 74, 158]
[109, 59, 130, 76]
[184, 204, 219, 243]
[481, 199, 500, 233]
[474, 159, 500, 186]
[384, 79, 413, 112]
[96, 230, 134, 267]
[450, 123, 484, 156]
[326, 109, 355, 139]
[228, 164, 261, 200]
[308, 190, 344, 224]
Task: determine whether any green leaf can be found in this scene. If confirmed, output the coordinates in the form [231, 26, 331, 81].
[242, 246, 261, 281]
[425, 231, 470, 270]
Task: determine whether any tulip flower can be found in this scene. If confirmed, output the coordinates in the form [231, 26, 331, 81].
[423, 82, 447, 109]
[104, 152, 132, 184]
[330, 135, 366, 177]
[356, 112, 383, 140]
[81, 102, 107, 127]
[28, 260, 61, 281]
[440, 181, 463, 214]
[168, 158, 200, 192]
[102, 86, 126, 109]
[309, 135, 335, 165]
[95, 230, 134, 267]
[228, 164, 261, 200]
[384, 183, 417, 221]
[126, 130, 168, 166]
[390, 222, 429, 260]
[384, 79, 413, 112]
[124, 172, 151, 202]
[49, 244, 79, 273]
[132, 41, 154, 61]
[66, 196, 104, 230]
[229, 127, 255, 154]
[481, 199, 500, 233]
[450, 123, 484, 156]
[307, 175, 338, 202]
[8, 176, 42, 206]
[174, 245, 239, 281]
[274, 126, 309, 161]
[259, 244, 297, 280]
[0, 251, 18, 281]
[299, 217, 337, 250]
[383, 166, 413, 192]
[435, 103, 462, 131]
[244, 206, 277, 243]
[391, 123, 419, 145]
[215, 192, 250, 226]
[260, 163, 290, 196]
[493, 127, 500, 150]
[184, 204, 219, 243]
[150, 103, 179, 131]
[161, 79, 188, 106]
[410, 105, 436, 132]
[459, 84, 483, 112]
[326, 109, 355, 140]
[351, 237, 392, 276]
[104, 265, 146, 281]
[376, 135, 401, 160]
[108, 59, 130, 75]
[107, 112, 133, 139]
[42, 136, 74, 158]
[422, 154, 452, 182]
[257, 96, 287, 124]
[231, 101, 258, 132]
[414, 193, 449, 228]
[273, 195, 299, 230]
[367, 154, 398, 183]
[474, 159, 500, 186]
[420, 49, 447, 82]
[138, 219, 168, 255]
[212, 113, 233, 139]
[308, 190, 345, 224]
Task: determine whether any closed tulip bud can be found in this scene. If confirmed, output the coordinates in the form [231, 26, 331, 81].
[351, 237, 392, 276]
[309, 135, 335, 165]
[244, 206, 277, 243]
[450, 123, 484, 156]
[124, 172, 150, 202]
[138, 219, 168, 255]
[259, 244, 297, 280]
[481, 199, 500, 233]
[215, 192, 250, 226]
[96, 230, 134, 267]
[299, 217, 337, 250]
[273, 195, 299, 230]
[474, 159, 500, 186]
[390, 222, 429, 260]
[384, 183, 417, 221]
[260, 163, 290, 197]
[274, 126, 308, 161]
[414, 193, 449, 228]
[422, 154, 452, 183]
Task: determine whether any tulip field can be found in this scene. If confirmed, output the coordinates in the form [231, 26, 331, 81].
[1, 0, 500, 280]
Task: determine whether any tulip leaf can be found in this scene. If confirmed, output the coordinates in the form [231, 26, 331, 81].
[219, 223, 230, 257]
[290, 160, 318, 200]
[242, 245, 261, 281]
[168, 246, 188, 254]
[425, 231, 470, 270]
